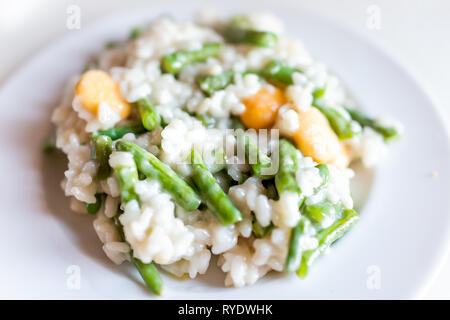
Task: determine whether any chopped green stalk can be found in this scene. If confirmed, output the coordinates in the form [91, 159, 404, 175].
[114, 216, 163, 295]
[85, 193, 102, 215]
[129, 28, 142, 39]
[197, 71, 234, 95]
[312, 87, 326, 99]
[41, 132, 57, 154]
[252, 220, 274, 238]
[313, 103, 360, 140]
[116, 141, 201, 211]
[92, 135, 113, 181]
[285, 217, 307, 272]
[297, 209, 359, 278]
[244, 135, 273, 179]
[132, 257, 163, 295]
[161, 42, 223, 74]
[275, 139, 300, 195]
[136, 97, 161, 131]
[190, 149, 243, 225]
[95, 123, 146, 140]
[196, 113, 216, 128]
[345, 107, 400, 142]
[113, 156, 139, 203]
[261, 60, 302, 86]
[230, 116, 245, 130]
[316, 164, 329, 190]
[302, 200, 344, 228]
[224, 23, 277, 47]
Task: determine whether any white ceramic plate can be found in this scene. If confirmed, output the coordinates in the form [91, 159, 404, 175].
[0, 1, 449, 299]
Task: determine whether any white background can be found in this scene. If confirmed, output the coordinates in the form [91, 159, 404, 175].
[0, 0, 449, 299]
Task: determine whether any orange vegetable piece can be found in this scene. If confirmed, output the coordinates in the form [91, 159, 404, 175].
[292, 107, 349, 168]
[75, 70, 131, 119]
[240, 87, 287, 130]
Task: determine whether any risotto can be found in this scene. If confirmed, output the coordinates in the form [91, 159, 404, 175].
[45, 12, 402, 295]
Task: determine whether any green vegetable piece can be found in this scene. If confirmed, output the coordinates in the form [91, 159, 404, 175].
[316, 164, 329, 190]
[197, 71, 235, 95]
[252, 220, 274, 238]
[285, 217, 307, 272]
[244, 135, 273, 180]
[196, 113, 217, 128]
[116, 141, 201, 211]
[346, 107, 400, 142]
[312, 87, 326, 99]
[313, 103, 360, 140]
[302, 200, 344, 228]
[275, 139, 300, 195]
[261, 60, 302, 86]
[95, 123, 146, 140]
[136, 97, 161, 131]
[132, 257, 163, 295]
[129, 28, 142, 39]
[297, 209, 359, 278]
[85, 193, 103, 215]
[223, 17, 278, 48]
[190, 149, 243, 225]
[161, 42, 223, 74]
[113, 156, 139, 203]
[41, 132, 57, 154]
[92, 135, 113, 181]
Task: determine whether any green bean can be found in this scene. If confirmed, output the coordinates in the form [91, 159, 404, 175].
[313, 103, 360, 140]
[113, 216, 163, 295]
[302, 200, 344, 228]
[136, 97, 161, 131]
[113, 155, 139, 203]
[275, 139, 300, 195]
[41, 132, 57, 154]
[129, 28, 142, 39]
[132, 257, 163, 295]
[244, 135, 273, 180]
[116, 141, 201, 211]
[85, 193, 103, 215]
[197, 71, 234, 96]
[161, 42, 223, 74]
[190, 149, 243, 225]
[261, 60, 302, 86]
[345, 107, 400, 142]
[297, 209, 359, 278]
[195, 113, 216, 128]
[95, 123, 146, 140]
[223, 17, 277, 47]
[252, 220, 274, 238]
[92, 135, 113, 181]
[285, 217, 307, 272]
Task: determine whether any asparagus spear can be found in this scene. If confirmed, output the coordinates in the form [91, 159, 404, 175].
[345, 107, 400, 142]
[129, 27, 142, 39]
[190, 149, 243, 225]
[116, 141, 201, 211]
[316, 164, 330, 190]
[243, 135, 273, 180]
[91, 135, 113, 181]
[297, 209, 359, 278]
[113, 216, 163, 295]
[252, 220, 274, 238]
[285, 217, 307, 272]
[41, 132, 57, 154]
[85, 193, 103, 215]
[302, 200, 344, 228]
[161, 42, 223, 74]
[197, 71, 235, 96]
[275, 139, 300, 195]
[136, 97, 161, 131]
[313, 103, 360, 140]
[223, 16, 277, 47]
[95, 123, 146, 140]
[195, 113, 216, 128]
[112, 153, 139, 203]
[261, 60, 302, 86]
